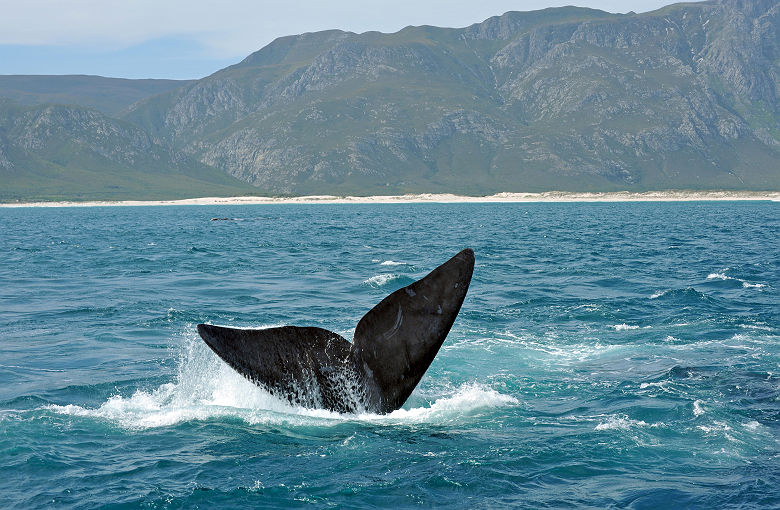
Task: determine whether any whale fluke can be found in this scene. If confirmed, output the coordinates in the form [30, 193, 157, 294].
[197, 248, 474, 414]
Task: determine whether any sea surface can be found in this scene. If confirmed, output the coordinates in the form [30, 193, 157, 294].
[0, 202, 778, 509]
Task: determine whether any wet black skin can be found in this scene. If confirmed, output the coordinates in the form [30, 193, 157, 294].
[197, 248, 474, 414]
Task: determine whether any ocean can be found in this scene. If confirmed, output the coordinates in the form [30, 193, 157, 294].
[0, 202, 778, 508]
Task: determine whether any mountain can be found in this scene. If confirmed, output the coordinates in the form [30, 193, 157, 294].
[1, 0, 778, 200]
[0, 100, 255, 201]
[122, 0, 779, 194]
[0, 75, 192, 116]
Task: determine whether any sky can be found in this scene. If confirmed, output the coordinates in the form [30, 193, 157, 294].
[0, 0, 704, 80]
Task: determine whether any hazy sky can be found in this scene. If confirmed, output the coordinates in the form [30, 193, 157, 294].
[0, 0, 704, 79]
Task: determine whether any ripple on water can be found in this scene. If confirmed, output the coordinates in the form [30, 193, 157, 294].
[0, 202, 778, 508]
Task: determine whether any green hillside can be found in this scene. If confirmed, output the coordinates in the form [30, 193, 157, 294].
[0, 100, 256, 202]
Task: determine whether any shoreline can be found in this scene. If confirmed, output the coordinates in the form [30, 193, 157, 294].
[1, 190, 778, 207]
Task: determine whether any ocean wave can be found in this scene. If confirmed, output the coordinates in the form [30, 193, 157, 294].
[696, 419, 768, 444]
[360, 383, 518, 424]
[648, 287, 712, 302]
[446, 331, 623, 363]
[639, 380, 669, 390]
[697, 421, 733, 436]
[612, 324, 640, 331]
[661, 335, 775, 356]
[379, 260, 405, 266]
[594, 414, 649, 431]
[0, 364, 65, 373]
[46, 336, 517, 430]
[707, 272, 766, 290]
[363, 273, 403, 286]
[738, 324, 773, 331]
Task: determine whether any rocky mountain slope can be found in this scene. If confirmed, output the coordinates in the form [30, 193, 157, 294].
[1, 0, 778, 199]
[0, 100, 254, 201]
[122, 0, 779, 194]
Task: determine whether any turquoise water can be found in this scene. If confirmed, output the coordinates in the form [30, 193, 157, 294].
[1, 202, 778, 509]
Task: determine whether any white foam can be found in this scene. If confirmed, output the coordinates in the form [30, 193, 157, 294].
[698, 421, 732, 435]
[512, 333, 620, 362]
[739, 324, 772, 331]
[649, 290, 667, 299]
[594, 415, 648, 431]
[358, 383, 518, 424]
[49, 337, 322, 429]
[379, 260, 405, 266]
[363, 274, 401, 286]
[693, 399, 705, 416]
[612, 324, 640, 331]
[448, 332, 621, 363]
[707, 272, 765, 289]
[47, 336, 517, 430]
[571, 303, 602, 312]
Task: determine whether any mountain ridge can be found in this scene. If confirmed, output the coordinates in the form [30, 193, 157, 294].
[0, 75, 192, 115]
[1, 0, 778, 200]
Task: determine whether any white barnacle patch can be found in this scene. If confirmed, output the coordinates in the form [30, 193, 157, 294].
[436, 305, 442, 315]
[405, 287, 416, 297]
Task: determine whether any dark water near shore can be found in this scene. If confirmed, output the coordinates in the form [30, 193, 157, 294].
[0, 202, 778, 508]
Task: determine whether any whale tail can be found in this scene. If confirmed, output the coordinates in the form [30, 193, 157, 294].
[351, 248, 474, 412]
[197, 324, 364, 413]
[197, 248, 474, 414]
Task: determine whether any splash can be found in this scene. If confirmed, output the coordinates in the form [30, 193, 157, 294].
[361, 383, 518, 424]
[48, 334, 516, 430]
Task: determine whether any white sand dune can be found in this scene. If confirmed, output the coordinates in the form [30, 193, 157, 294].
[2, 190, 778, 207]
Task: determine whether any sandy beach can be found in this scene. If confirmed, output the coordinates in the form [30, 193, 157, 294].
[1, 190, 778, 207]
